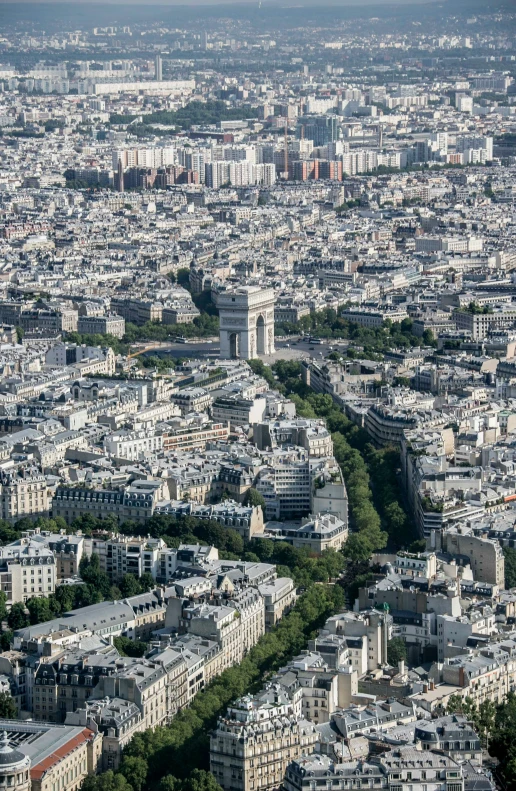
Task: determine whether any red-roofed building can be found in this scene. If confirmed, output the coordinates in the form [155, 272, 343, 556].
[31, 727, 102, 791]
[0, 722, 102, 791]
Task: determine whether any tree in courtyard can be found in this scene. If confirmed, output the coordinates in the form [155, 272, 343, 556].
[0, 692, 16, 718]
[242, 488, 266, 509]
[387, 637, 407, 666]
[139, 573, 155, 592]
[119, 574, 142, 598]
[0, 591, 7, 623]
[114, 637, 148, 658]
[26, 596, 56, 625]
[7, 602, 29, 631]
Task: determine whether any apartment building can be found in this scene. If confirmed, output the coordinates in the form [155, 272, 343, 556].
[325, 610, 391, 672]
[13, 591, 167, 650]
[53, 480, 167, 524]
[32, 643, 187, 737]
[437, 527, 505, 587]
[0, 539, 56, 606]
[311, 474, 348, 525]
[32, 647, 121, 723]
[152, 544, 212, 587]
[162, 420, 230, 453]
[95, 535, 167, 580]
[77, 314, 126, 338]
[257, 577, 296, 630]
[341, 306, 409, 328]
[227, 587, 265, 656]
[165, 463, 220, 503]
[252, 419, 333, 458]
[266, 513, 348, 552]
[19, 308, 78, 335]
[110, 298, 162, 325]
[30, 644, 188, 769]
[364, 403, 448, 448]
[130, 401, 181, 428]
[153, 500, 263, 542]
[67, 698, 144, 771]
[211, 395, 267, 429]
[418, 644, 516, 713]
[0, 469, 49, 523]
[19, 530, 84, 581]
[453, 307, 516, 340]
[92, 653, 185, 730]
[285, 749, 477, 791]
[436, 611, 496, 662]
[171, 388, 213, 416]
[255, 452, 346, 522]
[103, 429, 164, 461]
[176, 501, 263, 541]
[210, 689, 318, 791]
[53, 487, 124, 522]
[162, 303, 200, 324]
[292, 669, 339, 725]
[173, 587, 265, 675]
[217, 463, 256, 503]
[45, 345, 116, 375]
[330, 699, 417, 738]
[255, 455, 312, 519]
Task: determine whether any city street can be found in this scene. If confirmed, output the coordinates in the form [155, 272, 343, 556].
[141, 336, 346, 364]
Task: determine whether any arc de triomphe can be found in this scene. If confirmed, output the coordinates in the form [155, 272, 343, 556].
[215, 286, 275, 360]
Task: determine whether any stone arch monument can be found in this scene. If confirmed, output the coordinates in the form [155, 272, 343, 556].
[216, 286, 275, 360]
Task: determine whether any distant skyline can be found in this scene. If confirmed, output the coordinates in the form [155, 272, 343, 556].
[0, 0, 441, 4]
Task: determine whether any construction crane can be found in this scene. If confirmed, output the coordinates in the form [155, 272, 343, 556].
[127, 344, 160, 359]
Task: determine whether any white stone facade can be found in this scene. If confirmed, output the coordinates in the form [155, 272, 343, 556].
[216, 286, 275, 360]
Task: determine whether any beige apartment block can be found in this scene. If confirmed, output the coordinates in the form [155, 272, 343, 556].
[0, 540, 56, 606]
[210, 691, 318, 791]
[441, 528, 505, 587]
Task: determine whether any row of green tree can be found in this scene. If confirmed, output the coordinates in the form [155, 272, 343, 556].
[249, 359, 418, 555]
[0, 518, 93, 646]
[139, 101, 258, 130]
[248, 363, 386, 560]
[83, 583, 344, 791]
[504, 547, 516, 589]
[124, 313, 219, 344]
[137, 355, 183, 372]
[66, 297, 435, 359]
[447, 693, 516, 788]
[65, 315, 219, 355]
[110, 101, 258, 131]
[273, 308, 435, 354]
[64, 509, 348, 589]
[2, 555, 159, 635]
[66, 291, 435, 361]
[0, 509, 348, 636]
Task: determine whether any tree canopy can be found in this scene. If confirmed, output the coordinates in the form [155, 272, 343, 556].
[0, 692, 17, 719]
[79, 584, 344, 791]
[505, 547, 516, 589]
[242, 488, 266, 509]
[387, 637, 407, 666]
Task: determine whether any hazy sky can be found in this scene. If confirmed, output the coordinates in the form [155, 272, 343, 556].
[0, 0, 440, 4]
